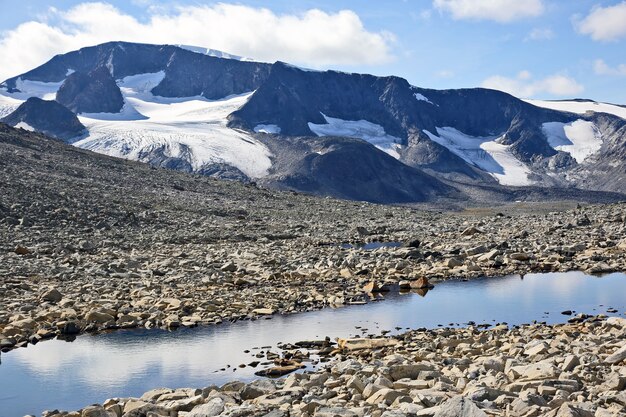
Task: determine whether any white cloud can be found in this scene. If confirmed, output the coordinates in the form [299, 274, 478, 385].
[482, 71, 584, 98]
[594, 59, 626, 76]
[433, 0, 544, 23]
[0, 2, 395, 81]
[525, 28, 554, 41]
[575, 1, 626, 41]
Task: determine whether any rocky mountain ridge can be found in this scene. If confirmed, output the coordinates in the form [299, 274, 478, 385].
[1, 41, 625, 203]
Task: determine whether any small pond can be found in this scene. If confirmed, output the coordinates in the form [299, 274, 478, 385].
[0, 271, 624, 417]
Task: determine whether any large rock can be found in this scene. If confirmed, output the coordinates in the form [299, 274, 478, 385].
[337, 338, 400, 351]
[85, 310, 115, 324]
[240, 380, 277, 400]
[605, 343, 626, 364]
[82, 405, 114, 417]
[508, 359, 559, 380]
[41, 288, 63, 303]
[314, 408, 358, 417]
[122, 400, 169, 417]
[254, 363, 303, 377]
[545, 403, 594, 417]
[433, 396, 487, 417]
[410, 277, 434, 289]
[389, 363, 435, 381]
[366, 388, 405, 405]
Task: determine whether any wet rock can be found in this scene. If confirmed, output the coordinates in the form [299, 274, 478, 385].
[59, 321, 81, 335]
[362, 281, 380, 293]
[254, 363, 303, 377]
[410, 277, 434, 289]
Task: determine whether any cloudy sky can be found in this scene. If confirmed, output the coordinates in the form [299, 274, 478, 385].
[1, 0, 625, 103]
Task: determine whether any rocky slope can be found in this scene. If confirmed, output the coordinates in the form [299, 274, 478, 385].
[1, 123, 626, 352]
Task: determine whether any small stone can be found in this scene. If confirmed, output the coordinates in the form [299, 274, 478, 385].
[14, 245, 31, 255]
[461, 227, 483, 236]
[41, 288, 63, 303]
[362, 281, 380, 293]
[220, 262, 237, 272]
[410, 277, 433, 289]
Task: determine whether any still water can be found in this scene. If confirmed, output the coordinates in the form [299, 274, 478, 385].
[0, 271, 624, 417]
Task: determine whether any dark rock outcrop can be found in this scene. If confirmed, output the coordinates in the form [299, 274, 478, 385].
[56, 67, 124, 113]
[1, 97, 85, 140]
[151, 50, 271, 99]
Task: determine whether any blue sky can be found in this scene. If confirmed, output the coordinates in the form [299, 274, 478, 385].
[1, 0, 626, 103]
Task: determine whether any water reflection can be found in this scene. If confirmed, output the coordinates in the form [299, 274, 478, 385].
[0, 272, 624, 417]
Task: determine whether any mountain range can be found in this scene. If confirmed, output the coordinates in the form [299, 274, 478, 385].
[1, 41, 625, 204]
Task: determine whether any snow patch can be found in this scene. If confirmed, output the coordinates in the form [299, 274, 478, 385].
[0, 90, 22, 118]
[66, 69, 75, 76]
[15, 122, 35, 131]
[423, 127, 532, 186]
[525, 99, 626, 120]
[76, 73, 272, 178]
[80, 102, 148, 121]
[308, 114, 403, 158]
[118, 71, 166, 94]
[414, 93, 434, 105]
[281, 62, 322, 73]
[174, 45, 251, 61]
[13, 78, 63, 100]
[542, 120, 602, 163]
[254, 124, 281, 134]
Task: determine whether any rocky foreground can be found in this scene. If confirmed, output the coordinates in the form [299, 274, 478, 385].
[38, 315, 626, 417]
[2, 125, 626, 351]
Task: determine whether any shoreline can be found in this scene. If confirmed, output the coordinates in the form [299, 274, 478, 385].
[29, 315, 626, 417]
[1, 266, 623, 354]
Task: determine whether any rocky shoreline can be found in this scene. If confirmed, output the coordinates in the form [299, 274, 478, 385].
[34, 315, 626, 417]
[3, 200, 626, 353]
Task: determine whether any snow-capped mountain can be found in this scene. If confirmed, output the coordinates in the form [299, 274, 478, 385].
[1, 41, 625, 203]
[229, 62, 626, 192]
